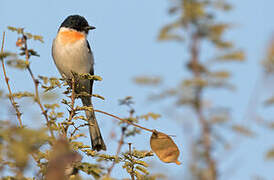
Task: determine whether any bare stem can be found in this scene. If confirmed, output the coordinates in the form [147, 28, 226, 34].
[1, 32, 23, 127]
[65, 76, 76, 135]
[70, 123, 89, 137]
[107, 127, 126, 177]
[22, 34, 55, 139]
[190, 32, 216, 180]
[94, 109, 154, 133]
[128, 143, 135, 180]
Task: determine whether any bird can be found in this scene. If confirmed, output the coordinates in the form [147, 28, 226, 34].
[52, 15, 106, 151]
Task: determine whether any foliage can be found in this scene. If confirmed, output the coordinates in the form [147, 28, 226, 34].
[0, 27, 180, 179]
[260, 37, 274, 164]
[135, 0, 251, 179]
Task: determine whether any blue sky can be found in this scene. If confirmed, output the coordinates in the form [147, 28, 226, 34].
[1, 0, 274, 179]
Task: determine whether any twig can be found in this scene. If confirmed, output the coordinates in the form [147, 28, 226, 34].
[107, 126, 126, 177]
[70, 123, 89, 137]
[22, 34, 55, 138]
[65, 76, 76, 135]
[1, 32, 45, 172]
[190, 32, 216, 179]
[128, 143, 135, 180]
[94, 109, 154, 133]
[1, 32, 23, 127]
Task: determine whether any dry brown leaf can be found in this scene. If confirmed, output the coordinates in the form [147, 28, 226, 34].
[150, 130, 181, 165]
[16, 37, 24, 47]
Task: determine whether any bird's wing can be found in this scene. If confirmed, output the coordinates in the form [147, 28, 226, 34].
[87, 40, 94, 95]
[86, 40, 91, 53]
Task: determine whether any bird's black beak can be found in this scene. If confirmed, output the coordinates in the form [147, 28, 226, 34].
[86, 26, 96, 31]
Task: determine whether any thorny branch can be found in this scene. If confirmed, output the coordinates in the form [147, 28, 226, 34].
[190, 32, 216, 179]
[94, 109, 154, 133]
[70, 123, 89, 137]
[1, 32, 23, 127]
[106, 126, 126, 177]
[1, 31, 49, 174]
[128, 143, 135, 180]
[22, 33, 55, 139]
[65, 76, 76, 135]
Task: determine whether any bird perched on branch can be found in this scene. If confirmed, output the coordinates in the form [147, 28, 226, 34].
[52, 15, 106, 151]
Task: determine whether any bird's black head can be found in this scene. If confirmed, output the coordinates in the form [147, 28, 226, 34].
[60, 15, 95, 33]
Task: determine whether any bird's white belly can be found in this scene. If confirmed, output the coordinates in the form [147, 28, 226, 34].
[52, 37, 93, 78]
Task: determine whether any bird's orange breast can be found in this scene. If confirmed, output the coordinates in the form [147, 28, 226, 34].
[59, 30, 85, 45]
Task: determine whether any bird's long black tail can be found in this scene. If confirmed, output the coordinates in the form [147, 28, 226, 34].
[81, 97, 106, 151]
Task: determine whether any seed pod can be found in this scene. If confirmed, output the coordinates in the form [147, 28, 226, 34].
[150, 130, 181, 165]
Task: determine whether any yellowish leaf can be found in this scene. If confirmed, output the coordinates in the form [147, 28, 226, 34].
[265, 148, 274, 160]
[231, 125, 255, 137]
[92, 94, 105, 100]
[210, 24, 230, 39]
[216, 50, 245, 62]
[209, 71, 230, 79]
[150, 130, 181, 165]
[158, 21, 183, 42]
[134, 76, 162, 86]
